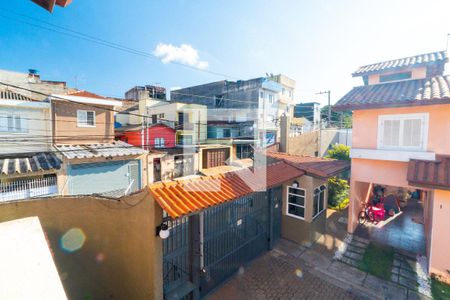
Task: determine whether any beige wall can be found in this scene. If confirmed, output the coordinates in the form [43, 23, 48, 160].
[0, 190, 163, 300]
[429, 189, 450, 281]
[287, 130, 319, 156]
[147, 153, 199, 183]
[52, 101, 114, 145]
[367, 66, 427, 85]
[281, 175, 328, 246]
[352, 104, 450, 154]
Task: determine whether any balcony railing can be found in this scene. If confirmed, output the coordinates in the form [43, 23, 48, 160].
[0, 176, 58, 202]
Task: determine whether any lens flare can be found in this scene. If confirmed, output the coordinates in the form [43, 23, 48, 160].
[295, 268, 303, 279]
[238, 266, 245, 275]
[60, 228, 86, 253]
[96, 252, 105, 264]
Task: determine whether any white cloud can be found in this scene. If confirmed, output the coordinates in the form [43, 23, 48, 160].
[153, 43, 209, 69]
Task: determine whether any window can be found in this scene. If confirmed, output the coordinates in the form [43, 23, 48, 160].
[379, 71, 412, 83]
[259, 91, 264, 99]
[378, 113, 428, 150]
[223, 128, 231, 138]
[0, 114, 27, 133]
[159, 113, 165, 119]
[154, 138, 165, 148]
[177, 134, 193, 145]
[214, 95, 224, 108]
[286, 186, 306, 219]
[268, 94, 274, 104]
[313, 185, 327, 219]
[77, 110, 95, 127]
[236, 144, 253, 159]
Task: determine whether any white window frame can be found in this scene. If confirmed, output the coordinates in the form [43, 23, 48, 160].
[286, 186, 306, 220]
[268, 94, 274, 104]
[0, 114, 28, 133]
[313, 185, 327, 219]
[154, 137, 165, 148]
[377, 113, 428, 151]
[77, 110, 96, 127]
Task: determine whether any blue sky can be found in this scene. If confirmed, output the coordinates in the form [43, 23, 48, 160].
[1, 0, 450, 105]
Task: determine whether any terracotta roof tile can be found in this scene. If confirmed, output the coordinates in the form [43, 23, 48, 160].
[334, 75, 450, 110]
[408, 155, 450, 190]
[265, 151, 350, 178]
[67, 90, 107, 99]
[352, 51, 447, 77]
[149, 161, 304, 218]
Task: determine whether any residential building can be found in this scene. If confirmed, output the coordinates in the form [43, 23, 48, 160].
[145, 101, 207, 146]
[269, 74, 296, 118]
[0, 88, 60, 202]
[149, 151, 348, 299]
[0, 69, 71, 100]
[334, 50, 450, 281]
[171, 76, 290, 143]
[293, 102, 321, 131]
[49, 91, 147, 196]
[115, 123, 176, 150]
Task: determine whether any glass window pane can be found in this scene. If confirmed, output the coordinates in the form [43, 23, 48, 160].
[288, 194, 304, 206]
[288, 204, 304, 218]
[313, 195, 319, 216]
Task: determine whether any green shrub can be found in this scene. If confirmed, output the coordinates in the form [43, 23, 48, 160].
[326, 144, 350, 161]
[328, 176, 349, 208]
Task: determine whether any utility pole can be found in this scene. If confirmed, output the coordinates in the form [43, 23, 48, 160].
[317, 90, 331, 127]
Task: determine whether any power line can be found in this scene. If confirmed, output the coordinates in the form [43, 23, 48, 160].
[0, 8, 241, 80]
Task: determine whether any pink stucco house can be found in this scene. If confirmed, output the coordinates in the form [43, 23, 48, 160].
[335, 50, 450, 280]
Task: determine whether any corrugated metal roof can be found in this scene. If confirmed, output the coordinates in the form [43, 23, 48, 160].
[149, 161, 304, 219]
[54, 141, 147, 159]
[0, 152, 61, 175]
[353, 51, 447, 77]
[334, 75, 450, 110]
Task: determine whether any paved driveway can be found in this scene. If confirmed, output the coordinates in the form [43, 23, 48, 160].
[208, 246, 362, 300]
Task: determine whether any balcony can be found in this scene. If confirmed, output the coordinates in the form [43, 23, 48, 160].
[0, 176, 58, 202]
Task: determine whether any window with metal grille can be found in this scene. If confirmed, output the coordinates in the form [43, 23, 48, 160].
[378, 113, 428, 151]
[214, 95, 224, 108]
[313, 185, 326, 219]
[77, 110, 95, 127]
[286, 186, 306, 219]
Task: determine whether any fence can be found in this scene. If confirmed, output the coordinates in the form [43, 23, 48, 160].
[0, 176, 58, 202]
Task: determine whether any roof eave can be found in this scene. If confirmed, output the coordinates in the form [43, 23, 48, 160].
[334, 98, 450, 111]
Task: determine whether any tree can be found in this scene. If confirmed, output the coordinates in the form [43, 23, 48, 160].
[320, 106, 352, 128]
[326, 144, 350, 161]
[326, 144, 351, 209]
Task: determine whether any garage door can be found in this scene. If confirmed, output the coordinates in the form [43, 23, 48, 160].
[202, 148, 230, 169]
[68, 160, 140, 196]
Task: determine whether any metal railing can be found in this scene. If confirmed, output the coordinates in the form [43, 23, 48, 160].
[0, 176, 58, 202]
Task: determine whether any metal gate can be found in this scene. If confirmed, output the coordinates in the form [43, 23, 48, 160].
[162, 187, 283, 299]
[200, 192, 269, 296]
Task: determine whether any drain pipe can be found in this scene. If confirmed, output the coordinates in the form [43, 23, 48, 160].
[199, 211, 205, 270]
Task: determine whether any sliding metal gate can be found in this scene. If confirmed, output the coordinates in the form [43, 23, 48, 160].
[162, 187, 282, 300]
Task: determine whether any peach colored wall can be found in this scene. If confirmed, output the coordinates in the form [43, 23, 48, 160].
[367, 66, 427, 85]
[353, 104, 450, 154]
[351, 158, 410, 188]
[429, 189, 450, 281]
[348, 180, 372, 233]
[52, 101, 114, 145]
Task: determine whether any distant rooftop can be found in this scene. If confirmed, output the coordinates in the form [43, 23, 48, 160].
[352, 51, 448, 77]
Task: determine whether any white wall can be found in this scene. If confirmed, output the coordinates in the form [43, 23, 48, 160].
[0, 102, 52, 154]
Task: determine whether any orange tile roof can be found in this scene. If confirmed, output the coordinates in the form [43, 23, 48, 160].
[68, 90, 107, 99]
[265, 151, 350, 178]
[149, 161, 304, 219]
